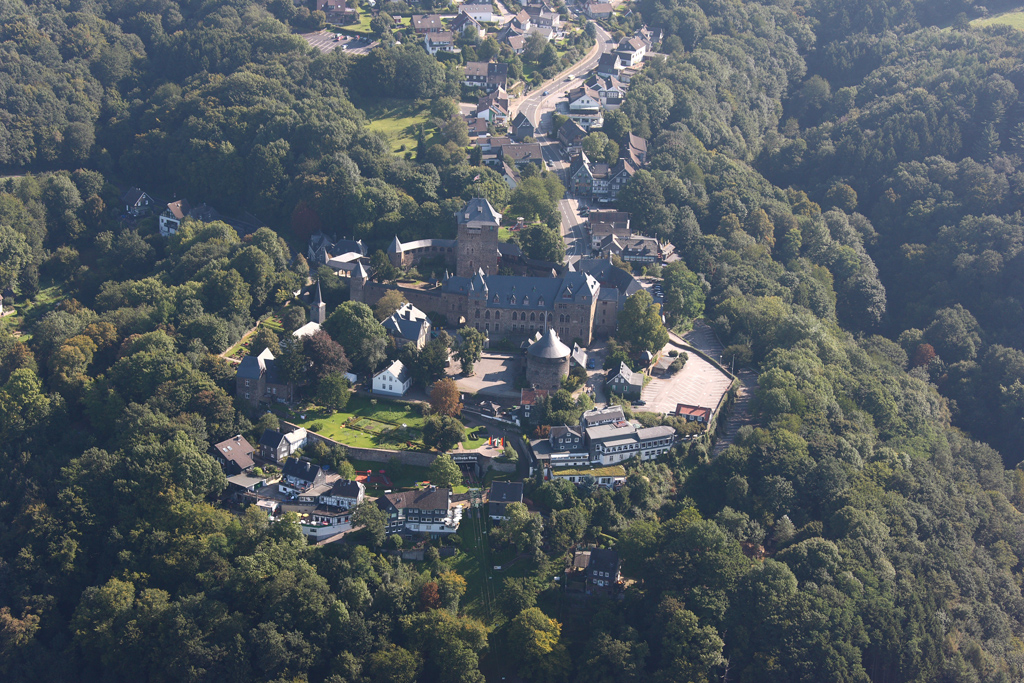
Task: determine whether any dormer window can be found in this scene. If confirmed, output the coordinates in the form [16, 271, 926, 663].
[493, 294, 499, 303]
[538, 296, 544, 306]
[510, 295, 516, 304]
[523, 296, 529, 306]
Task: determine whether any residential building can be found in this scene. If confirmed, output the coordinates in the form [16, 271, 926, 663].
[606, 361, 644, 399]
[307, 232, 366, 266]
[626, 133, 648, 165]
[499, 142, 544, 167]
[616, 36, 647, 66]
[585, 1, 614, 19]
[586, 548, 621, 593]
[319, 479, 366, 509]
[550, 425, 584, 452]
[599, 234, 661, 263]
[463, 61, 508, 92]
[377, 486, 463, 537]
[280, 457, 327, 493]
[580, 405, 626, 430]
[510, 112, 535, 141]
[259, 430, 289, 462]
[316, 0, 356, 23]
[236, 348, 293, 403]
[511, 9, 532, 30]
[383, 302, 432, 349]
[588, 211, 631, 250]
[570, 153, 636, 200]
[588, 74, 627, 108]
[210, 435, 255, 475]
[558, 119, 588, 153]
[373, 359, 412, 397]
[521, 388, 549, 420]
[412, 14, 445, 33]
[461, 0, 494, 22]
[451, 11, 484, 36]
[159, 199, 221, 237]
[121, 187, 154, 217]
[488, 481, 525, 520]
[596, 52, 622, 77]
[585, 423, 675, 464]
[424, 31, 459, 55]
[567, 85, 603, 129]
[676, 404, 713, 424]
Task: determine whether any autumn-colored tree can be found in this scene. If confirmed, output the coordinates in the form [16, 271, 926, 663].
[911, 343, 937, 368]
[420, 581, 441, 611]
[290, 200, 322, 241]
[374, 290, 408, 321]
[430, 378, 462, 418]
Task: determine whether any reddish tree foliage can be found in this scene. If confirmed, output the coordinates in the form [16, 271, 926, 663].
[305, 330, 351, 384]
[911, 343, 937, 368]
[290, 200, 322, 241]
[420, 582, 441, 611]
[429, 378, 462, 418]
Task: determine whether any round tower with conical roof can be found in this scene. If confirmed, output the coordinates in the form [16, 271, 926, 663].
[526, 328, 571, 392]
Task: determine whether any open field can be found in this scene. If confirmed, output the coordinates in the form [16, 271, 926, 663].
[287, 394, 430, 450]
[359, 98, 437, 153]
[972, 10, 1024, 29]
[339, 14, 411, 35]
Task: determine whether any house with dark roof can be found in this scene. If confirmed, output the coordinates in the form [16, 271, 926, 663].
[607, 362, 644, 399]
[616, 36, 647, 66]
[210, 435, 255, 475]
[159, 199, 222, 237]
[626, 133, 648, 165]
[412, 14, 445, 33]
[451, 12, 484, 37]
[510, 112, 535, 141]
[319, 479, 365, 509]
[280, 457, 327, 493]
[585, 422, 675, 464]
[488, 481, 524, 520]
[567, 85, 603, 129]
[585, 1, 614, 19]
[463, 61, 508, 92]
[383, 302, 432, 349]
[549, 425, 583, 453]
[600, 234, 661, 264]
[236, 348, 293, 404]
[259, 430, 288, 462]
[121, 187, 154, 217]
[586, 548, 621, 594]
[558, 119, 588, 153]
[597, 52, 622, 77]
[462, 0, 494, 22]
[377, 486, 462, 537]
[498, 142, 544, 167]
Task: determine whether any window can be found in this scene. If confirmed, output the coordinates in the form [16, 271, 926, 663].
[494, 311, 500, 319]
[271, 387, 276, 395]
[244, 392, 250, 399]
[530, 312, 536, 321]
[475, 310, 480, 318]
[244, 379, 251, 387]
[485, 310, 490, 319]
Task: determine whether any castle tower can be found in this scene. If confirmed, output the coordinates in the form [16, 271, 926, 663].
[311, 280, 326, 324]
[456, 198, 502, 278]
[350, 262, 369, 303]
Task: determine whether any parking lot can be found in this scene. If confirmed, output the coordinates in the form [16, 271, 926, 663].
[641, 340, 733, 416]
[447, 353, 522, 399]
[301, 30, 377, 55]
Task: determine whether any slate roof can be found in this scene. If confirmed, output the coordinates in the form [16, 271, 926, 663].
[550, 425, 582, 440]
[528, 329, 571, 359]
[457, 197, 502, 225]
[236, 348, 274, 380]
[588, 548, 620, 576]
[211, 435, 255, 469]
[637, 426, 676, 440]
[467, 272, 600, 309]
[609, 362, 643, 387]
[558, 119, 587, 142]
[451, 12, 482, 31]
[597, 53, 622, 73]
[383, 303, 430, 342]
[381, 487, 451, 511]
[259, 429, 286, 449]
[627, 133, 648, 155]
[122, 187, 148, 206]
[499, 143, 544, 164]
[570, 258, 644, 297]
[282, 457, 323, 483]
[327, 479, 365, 499]
[489, 481, 524, 504]
[511, 112, 534, 130]
[618, 36, 646, 52]
[580, 405, 626, 428]
[412, 14, 444, 30]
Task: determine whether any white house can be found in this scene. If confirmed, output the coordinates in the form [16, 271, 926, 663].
[568, 85, 603, 129]
[373, 360, 412, 397]
[462, 0, 494, 22]
[319, 479, 366, 509]
[424, 31, 459, 55]
[616, 36, 646, 66]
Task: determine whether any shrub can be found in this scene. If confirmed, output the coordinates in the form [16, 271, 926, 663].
[668, 350, 679, 357]
[309, 421, 325, 432]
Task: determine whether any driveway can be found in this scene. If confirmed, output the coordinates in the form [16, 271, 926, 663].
[447, 353, 523, 398]
[641, 341, 734, 416]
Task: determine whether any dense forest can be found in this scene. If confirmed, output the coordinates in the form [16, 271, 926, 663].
[3, 0, 1024, 681]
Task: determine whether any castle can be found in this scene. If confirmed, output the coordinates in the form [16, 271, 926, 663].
[350, 198, 641, 345]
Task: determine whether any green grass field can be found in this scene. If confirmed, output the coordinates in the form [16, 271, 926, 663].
[360, 98, 436, 153]
[972, 10, 1024, 29]
[0, 283, 66, 341]
[290, 394, 430, 450]
[338, 14, 411, 35]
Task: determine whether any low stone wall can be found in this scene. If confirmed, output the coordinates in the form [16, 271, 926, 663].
[282, 421, 438, 467]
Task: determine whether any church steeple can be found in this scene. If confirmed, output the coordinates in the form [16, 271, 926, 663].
[311, 280, 326, 324]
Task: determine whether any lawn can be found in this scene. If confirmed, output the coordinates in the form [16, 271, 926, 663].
[498, 227, 514, 242]
[445, 508, 494, 621]
[972, 10, 1024, 29]
[288, 394, 431, 450]
[358, 98, 437, 153]
[0, 283, 66, 341]
[338, 14, 411, 35]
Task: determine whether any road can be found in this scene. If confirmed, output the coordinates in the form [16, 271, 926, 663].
[511, 24, 615, 130]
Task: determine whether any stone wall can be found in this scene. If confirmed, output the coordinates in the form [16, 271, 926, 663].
[361, 281, 467, 326]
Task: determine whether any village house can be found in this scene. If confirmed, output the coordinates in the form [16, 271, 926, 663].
[588, 74, 627, 108]
[585, 1, 614, 19]
[626, 133, 648, 165]
[258, 428, 308, 463]
[676, 403, 713, 424]
[520, 388, 549, 421]
[383, 302, 432, 349]
[412, 14, 445, 33]
[549, 425, 584, 452]
[315, 0, 356, 24]
[488, 481, 525, 520]
[279, 457, 327, 494]
[159, 199, 221, 237]
[210, 435, 255, 475]
[567, 85, 603, 129]
[599, 234, 662, 264]
[463, 61, 508, 92]
[307, 232, 366, 266]
[319, 479, 366, 509]
[596, 52, 622, 78]
[585, 422, 676, 464]
[424, 31, 459, 55]
[498, 142, 544, 168]
[450, 12, 484, 37]
[550, 464, 627, 488]
[616, 36, 647, 66]
[121, 187, 154, 217]
[236, 348, 293, 404]
[558, 119, 588, 154]
[588, 210, 631, 250]
[606, 361, 644, 400]
[377, 486, 463, 537]
[461, 0, 494, 22]
[510, 112, 535, 141]
[373, 359, 412, 397]
[567, 548, 621, 595]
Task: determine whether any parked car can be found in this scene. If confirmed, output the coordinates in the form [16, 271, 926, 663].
[633, 399, 647, 406]
[543, 90, 550, 95]
[587, 358, 596, 369]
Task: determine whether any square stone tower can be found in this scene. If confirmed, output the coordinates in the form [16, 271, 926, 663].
[456, 198, 502, 278]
